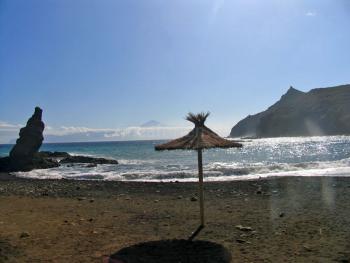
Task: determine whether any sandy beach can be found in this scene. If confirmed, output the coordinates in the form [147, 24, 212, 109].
[1, 174, 350, 262]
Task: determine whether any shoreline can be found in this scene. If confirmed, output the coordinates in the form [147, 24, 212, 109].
[1, 173, 350, 262]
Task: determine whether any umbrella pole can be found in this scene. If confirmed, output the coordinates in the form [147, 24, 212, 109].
[188, 148, 205, 241]
[198, 148, 205, 227]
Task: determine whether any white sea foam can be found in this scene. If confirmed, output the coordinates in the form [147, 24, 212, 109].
[11, 136, 350, 182]
[13, 157, 350, 182]
[117, 159, 156, 165]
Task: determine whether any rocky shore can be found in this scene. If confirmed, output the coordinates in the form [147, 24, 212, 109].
[1, 174, 350, 262]
[0, 107, 118, 173]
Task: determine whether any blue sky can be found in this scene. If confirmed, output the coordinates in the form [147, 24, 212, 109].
[0, 0, 349, 143]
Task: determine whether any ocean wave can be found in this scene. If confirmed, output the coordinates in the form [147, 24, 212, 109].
[117, 159, 157, 165]
[205, 158, 350, 176]
[13, 157, 350, 182]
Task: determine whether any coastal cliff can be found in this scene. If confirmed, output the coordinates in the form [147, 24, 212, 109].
[230, 84, 350, 138]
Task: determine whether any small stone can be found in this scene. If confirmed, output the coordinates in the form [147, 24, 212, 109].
[190, 196, 198, 202]
[88, 218, 94, 222]
[20, 232, 30, 238]
[154, 200, 159, 203]
[279, 212, 285, 218]
[177, 195, 183, 199]
[256, 190, 262, 194]
[236, 239, 248, 244]
[235, 225, 253, 232]
[89, 199, 94, 203]
[303, 245, 312, 252]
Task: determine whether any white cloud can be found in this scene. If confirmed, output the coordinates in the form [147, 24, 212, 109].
[103, 126, 190, 140]
[0, 120, 192, 143]
[305, 11, 316, 17]
[0, 121, 22, 130]
[0, 120, 233, 143]
[44, 125, 191, 142]
[47, 126, 115, 136]
[0, 122, 23, 144]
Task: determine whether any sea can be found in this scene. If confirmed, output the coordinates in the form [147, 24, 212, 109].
[1, 136, 350, 182]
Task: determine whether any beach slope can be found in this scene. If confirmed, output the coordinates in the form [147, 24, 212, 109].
[1, 174, 350, 262]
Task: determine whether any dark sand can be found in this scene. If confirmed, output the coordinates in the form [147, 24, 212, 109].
[1, 173, 350, 262]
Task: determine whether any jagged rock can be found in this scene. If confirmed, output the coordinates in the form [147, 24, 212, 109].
[37, 151, 70, 158]
[60, 155, 118, 165]
[0, 107, 59, 172]
[0, 108, 119, 173]
[230, 84, 350, 138]
[10, 107, 44, 164]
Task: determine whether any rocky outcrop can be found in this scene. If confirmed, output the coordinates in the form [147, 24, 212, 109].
[0, 108, 119, 173]
[60, 155, 118, 165]
[230, 84, 350, 138]
[36, 151, 118, 165]
[37, 151, 70, 159]
[0, 107, 59, 172]
[10, 107, 45, 165]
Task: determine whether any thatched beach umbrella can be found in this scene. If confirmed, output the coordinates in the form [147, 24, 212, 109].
[155, 112, 242, 240]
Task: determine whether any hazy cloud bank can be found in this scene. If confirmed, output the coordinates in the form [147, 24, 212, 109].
[0, 121, 191, 144]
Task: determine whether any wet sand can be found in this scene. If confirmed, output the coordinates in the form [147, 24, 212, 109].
[1, 173, 350, 262]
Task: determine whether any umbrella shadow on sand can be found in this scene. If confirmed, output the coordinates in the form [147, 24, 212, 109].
[104, 239, 232, 263]
[104, 113, 240, 263]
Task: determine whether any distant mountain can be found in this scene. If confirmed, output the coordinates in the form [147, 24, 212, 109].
[230, 84, 350, 138]
[140, 120, 163, 127]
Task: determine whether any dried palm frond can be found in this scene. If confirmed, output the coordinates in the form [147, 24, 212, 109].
[155, 112, 242, 150]
[186, 112, 210, 127]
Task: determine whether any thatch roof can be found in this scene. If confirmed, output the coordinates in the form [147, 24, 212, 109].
[155, 112, 243, 151]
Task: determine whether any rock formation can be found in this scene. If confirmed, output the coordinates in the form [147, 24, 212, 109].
[0, 108, 119, 173]
[59, 155, 118, 165]
[9, 107, 45, 167]
[0, 107, 58, 172]
[230, 84, 350, 138]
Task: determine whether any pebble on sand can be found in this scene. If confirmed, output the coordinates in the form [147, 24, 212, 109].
[20, 232, 30, 238]
[235, 225, 253, 232]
